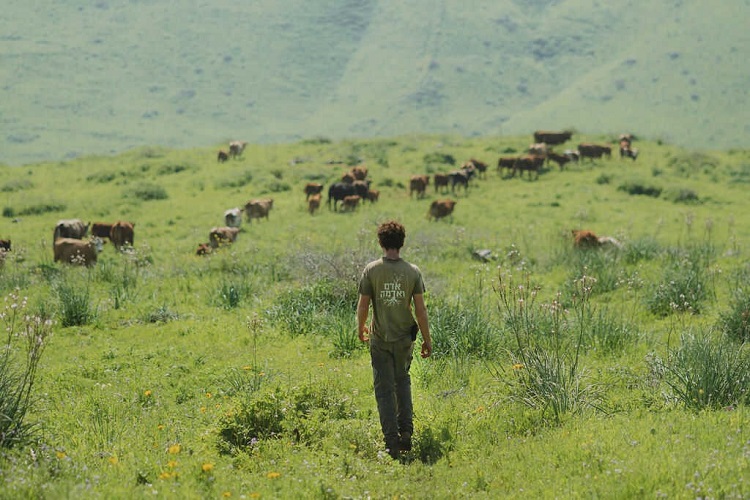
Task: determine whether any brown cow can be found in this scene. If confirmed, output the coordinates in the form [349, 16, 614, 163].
[528, 143, 550, 157]
[341, 171, 355, 184]
[0, 239, 11, 251]
[244, 198, 273, 222]
[571, 230, 623, 250]
[462, 159, 488, 179]
[217, 150, 229, 163]
[513, 155, 544, 179]
[351, 165, 368, 180]
[578, 143, 612, 162]
[340, 195, 361, 212]
[308, 193, 322, 215]
[54, 237, 103, 266]
[110, 221, 135, 250]
[534, 130, 572, 145]
[304, 182, 324, 200]
[434, 173, 450, 193]
[366, 189, 380, 202]
[209, 226, 241, 249]
[497, 157, 518, 177]
[547, 151, 572, 171]
[409, 175, 429, 198]
[228, 141, 247, 159]
[196, 243, 212, 256]
[91, 222, 114, 240]
[428, 199, 457, 221]
[620, 141, 639, 161]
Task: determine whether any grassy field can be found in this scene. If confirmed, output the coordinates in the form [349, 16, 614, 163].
[2, 1, 749, 165]
[1, 134, 750, 498]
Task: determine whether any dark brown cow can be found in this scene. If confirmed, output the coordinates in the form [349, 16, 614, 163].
[409, 175, 429, 198]
[340, 195, 361, 212]
[304, 182, 324, 200]
[209, 226, 240, 249]
[53, 219, 90, 241]
[578, 143, 612, 162]
[434, 173, 450, 193]
[110, 221, 135, 250]
[91, 222, 114, 240]
[534, 130, 573, 145]
[244, 198, 273, 222]
[462, 159, 488, 179]
[196, 243, 212, 256]
[54, 237, 103, 266]
[308, 193, 322, 215]
[428, 199, 457, 221]
[513, 155, 544, 179]
[0, 239, 11, 251]
[448, 169, 472, 193]
[341, 171, 355, 184]
[547, 151, 572, 171]
[620, 141, 639, 161]
[497, 157, 518, 176]
[228, 141, 247, 159]
[351, 165, 368, 180]
[217, 150, 229, 163]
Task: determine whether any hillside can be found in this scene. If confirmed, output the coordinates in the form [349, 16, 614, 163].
[2, 0, 748, 165]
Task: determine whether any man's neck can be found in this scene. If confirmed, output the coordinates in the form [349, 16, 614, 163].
[383, 249, 400, 261]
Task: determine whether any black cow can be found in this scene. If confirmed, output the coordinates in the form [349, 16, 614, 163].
[328, 181, 369, 211]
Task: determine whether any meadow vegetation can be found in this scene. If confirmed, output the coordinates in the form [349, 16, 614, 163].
[0, 133, 749, 498]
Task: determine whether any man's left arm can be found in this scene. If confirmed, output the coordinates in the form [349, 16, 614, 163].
[356, 294, 371, 342]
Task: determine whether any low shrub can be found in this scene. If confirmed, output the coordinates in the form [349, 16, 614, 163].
[126, 183, 168, 201]
[617, 181, 662, 197]
[1, 179, 33, 192]
[55, 280, 95, 327]
[215, 170, 253, 189]
[717, 291, 750, 343]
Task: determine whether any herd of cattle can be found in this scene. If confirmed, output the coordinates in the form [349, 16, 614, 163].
[0, 132, 634, 266]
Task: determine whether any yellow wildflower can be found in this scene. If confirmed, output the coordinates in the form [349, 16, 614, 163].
[167, 460, 178, 468]
[157, 424, 165, 430]
[201, 463, 214, 473]
[242, 365, 252, 371]
[222, 492, 232, 498]
[512, 363, 524, 370]
[108, 456, 119, 465]
[206, 392, 212, 398]
[56, 451, 66, 460]
[144, 390, 152, 397]
[249, 494, 261, 499]
[168, 444, 181, 454]
[267, 471, 281, 479]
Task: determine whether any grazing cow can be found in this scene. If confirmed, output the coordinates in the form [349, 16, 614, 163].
[328, 182, 357, 210]
[434, 173, 450, 193]
[571, 230, 623, 250]
[366, 189, 380, 202]
[53, 219, 90, 241]
[497, 157, 518, 177]
[428, 199, 457, 221]
[340, 195, 361, 212]
[528, 143, 550, 157]
[620, 141, 639, 161]
[578, 143, 612, 162]
[209, 226, 241, 249]
[547, 151, 572, 171]
[448, 169, 471, 193]
[564, 149, 580, 163]
[244, 198, 273, 222]
[0, 239, 11, 251]
[462, 159, 488, 179]
[513, 155, 544, 179]
[308, 193, 322, 215]
[534, 130, 573, 145]
[409, 175, 429, 199]
[54, 237, 104, 266]
[228, 141, 247, 159]
[110, 221, 135, 250]
[224, 207, 243, 228]
[217, 150, 229, 163]
[304, 182, 324, 200]
[196, 243, 212, 256]
[91, 222, 114, 240]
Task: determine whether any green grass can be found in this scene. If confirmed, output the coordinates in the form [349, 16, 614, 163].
[1, 2, 748, 165]
[1, 135, 750, 497]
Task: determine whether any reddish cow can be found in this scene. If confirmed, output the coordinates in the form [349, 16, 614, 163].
[497, 157, 518, 177]
[409, 175, 429, 198]
[351, 165, 368, 180]
[547, 151, 572, 170]
[196, 243, 212, 256]
[366, 189, 380, 202]
[428, 199, 457, 221]
[341, 195, 361, 212]
[54, 237, 103, 266]
[434, 173, 450, 193]
[513, 155, 544, 179]
[244, 198, 273, 222]
[308, 193, 322, 214]
[91, 222, 114, 240]
[110, 221, 135, 250]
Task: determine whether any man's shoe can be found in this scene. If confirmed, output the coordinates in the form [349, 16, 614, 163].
[399, 432, 412, 452]
[385, 439, 400, 459]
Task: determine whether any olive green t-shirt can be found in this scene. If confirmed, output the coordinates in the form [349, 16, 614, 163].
[358, 257, 425, 342]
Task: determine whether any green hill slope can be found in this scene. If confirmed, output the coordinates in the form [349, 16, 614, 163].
[1, 0, 747, 165]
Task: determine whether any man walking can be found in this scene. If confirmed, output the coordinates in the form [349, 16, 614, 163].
[357, 220, 432, 459]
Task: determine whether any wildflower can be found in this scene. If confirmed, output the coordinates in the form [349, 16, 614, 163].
[201, 463, 214, 473]
[56, 451, 66, 460]
[167, 460, 178, 468]
[512, 363, 524, 370]
[698, 389, 704, 395]
[222, 492, 232, 498]
[476, 405, 485, 413]
[158, 424, 165, 430]
[159, 471, 176, 480]
[201, 406, 207, 413]
[249, 494, 261, 499]
[267, 471, 281, 479]
[168, 444, 181, 454]
[144, 390, 152, 397]
[242, 365, 252, 371]
[108, 456, 119, 465]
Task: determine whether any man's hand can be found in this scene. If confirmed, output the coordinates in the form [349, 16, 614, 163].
[420, 340, 432, 358]
[358, 325, 370, 343]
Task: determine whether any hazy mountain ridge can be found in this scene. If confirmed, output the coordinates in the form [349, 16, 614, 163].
[1, 0, 747, 165]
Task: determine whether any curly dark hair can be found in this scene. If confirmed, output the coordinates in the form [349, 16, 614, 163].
[377, 220, 406, 250]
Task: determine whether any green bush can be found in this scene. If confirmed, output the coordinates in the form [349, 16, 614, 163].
[617, 181, 662, 197]
[215, 170, 253, 189]
[717, 291, 750, 343]
[423, 152, 456, 166]
[127, 183, 168, 201]
[1, 179, 33, 192]
[56, 281, 95, 327]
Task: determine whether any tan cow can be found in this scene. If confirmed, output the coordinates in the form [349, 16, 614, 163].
[308, 193, 322, 215]
[244, 198, 273, 222]
[340, 195, 361, 212]
[428, 199, 457, 221]
[209, 226, 241, 249]
[54, 237, 104, 266]
[304, 182, 324, 200]
[110, 221, 135, 250]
